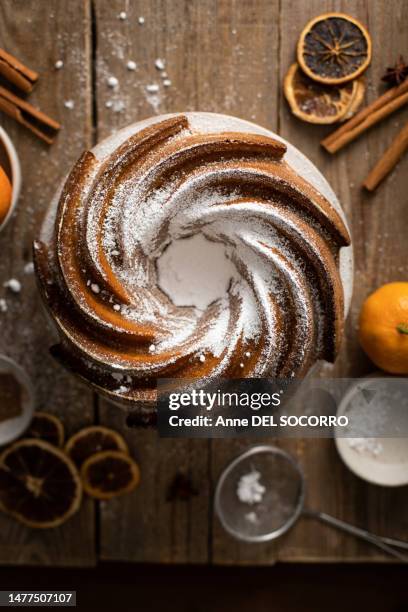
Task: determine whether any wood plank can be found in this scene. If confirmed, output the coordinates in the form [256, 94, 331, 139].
[94, 0, 283, 564]
[0, 0, 96, 566]
[206, 0, 325, 566]
[92, 0, 408, 565]
[96, 0, 406, 564]
[93, 0, 223, 564]
[277, 0, 408, 562]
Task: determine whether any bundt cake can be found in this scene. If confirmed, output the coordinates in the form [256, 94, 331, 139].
[34, 112, 352, 413]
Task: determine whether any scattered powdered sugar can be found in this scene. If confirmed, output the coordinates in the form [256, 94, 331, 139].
[126, 60, 137, 71]
[155, 58, 165, 71]
[105, 99, 125, 113]
[0, 298, 7, 312]
[112, 372, 124, 382]
[112, 100, 125, 113]
[3, 279, 21, 293]
[143, 85, 162, 113]
[107, 76, 119, 88]
[24, 262, 34, 275]
[348, 438, 383, 457]
[64, 99, 75, 110]
[237, 469, 266, 504]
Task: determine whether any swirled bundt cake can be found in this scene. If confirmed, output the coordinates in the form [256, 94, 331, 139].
[34, 112, 352, 411]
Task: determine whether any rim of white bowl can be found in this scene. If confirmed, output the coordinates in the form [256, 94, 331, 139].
[0, 354, 35, 446]
[334, 377, 408, 487]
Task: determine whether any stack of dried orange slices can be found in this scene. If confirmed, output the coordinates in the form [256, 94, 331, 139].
[284, 13, 371, 124]
[66, 426, 140, 501]
[0, 414, 140, 529]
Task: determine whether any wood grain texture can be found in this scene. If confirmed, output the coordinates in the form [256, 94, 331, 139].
[0, 0, 407, 566]
[208, 0, 283, 566]
[0, 0, 96, 566]
[95, 0, 281, 564]
[277, 0, 408, 562]
[93, 0, 408, 564]
[93, 0, 217, 564]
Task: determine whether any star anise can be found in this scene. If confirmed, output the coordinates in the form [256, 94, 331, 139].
[381, 55, 408, 87]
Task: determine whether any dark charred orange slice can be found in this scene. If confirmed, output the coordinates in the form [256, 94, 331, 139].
[65, 425, 129, 469]
[298, 13, 372, 85]
[284, 63, 365, 124]
[0, 439, 82, 528]
[25, 411, 65, 447]
[80, 450, 140, 500]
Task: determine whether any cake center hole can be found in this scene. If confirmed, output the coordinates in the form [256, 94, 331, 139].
[156, 233, 236, 310]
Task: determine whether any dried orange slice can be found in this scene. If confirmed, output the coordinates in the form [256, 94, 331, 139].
[80, 450, 140, 500]
[0, 439, 82, 528]
[26, 411, 65, 447]
[284, 63, 365, 124]
[65, 425, 129, 468]
[342, 78, 365, 120]
[297, 13, 372, 85]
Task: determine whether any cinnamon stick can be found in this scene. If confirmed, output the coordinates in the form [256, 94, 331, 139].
[363, 121, 408, 191]
[0, 48, 38, 93]
[321, 79, 408, 153]
[0, 85, 60, 144]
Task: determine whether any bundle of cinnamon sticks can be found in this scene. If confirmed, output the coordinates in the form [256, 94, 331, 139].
[0, 48, 60, 144]
[321, 79, 408, 191]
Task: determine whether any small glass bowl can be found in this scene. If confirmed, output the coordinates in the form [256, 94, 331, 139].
[214, 445, 305, 542]
[335, 375, 408, 487]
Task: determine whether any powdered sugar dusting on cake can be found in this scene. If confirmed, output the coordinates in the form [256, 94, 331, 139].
[156, 234, 237, 310]
[34, 112, 352, 405]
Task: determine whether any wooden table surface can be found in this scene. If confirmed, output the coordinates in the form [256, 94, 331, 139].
[0, 0, 407, 566]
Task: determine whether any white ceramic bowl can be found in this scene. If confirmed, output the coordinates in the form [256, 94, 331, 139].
[335, 376, 408, 487]
[0, 125, 22, 233]
[0, 355, 35, 446]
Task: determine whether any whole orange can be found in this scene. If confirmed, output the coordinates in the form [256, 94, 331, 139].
[0, 164, 12, 225]
[359, 282, 408, 374]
